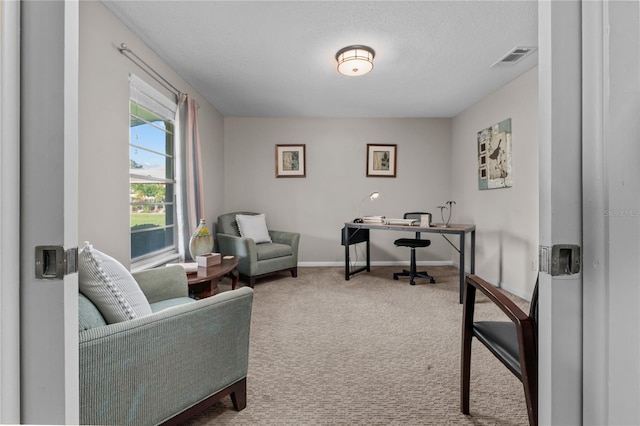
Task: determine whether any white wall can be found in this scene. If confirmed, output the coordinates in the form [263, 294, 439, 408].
[223, 118, 453, 264]
[451, 67, 538, 298]
[78, 1, 225, 267]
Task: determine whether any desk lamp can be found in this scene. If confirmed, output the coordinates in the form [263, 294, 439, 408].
[354, 192, 380, 223]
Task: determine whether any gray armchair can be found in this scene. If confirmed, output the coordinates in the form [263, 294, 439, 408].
[217, 211, 300, 287]
[79, 265, 253, 425]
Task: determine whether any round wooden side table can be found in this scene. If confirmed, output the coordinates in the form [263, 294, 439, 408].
[186, 256, 240, 299]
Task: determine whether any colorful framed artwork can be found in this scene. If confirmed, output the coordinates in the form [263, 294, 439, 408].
[366, 144, 397, 177]
[275, 144, 306, 178]
[478, 118, 512, 189]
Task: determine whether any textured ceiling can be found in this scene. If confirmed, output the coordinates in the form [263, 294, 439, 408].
[102, 1, 538, 118]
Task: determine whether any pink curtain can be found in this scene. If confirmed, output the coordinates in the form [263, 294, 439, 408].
[176, 93, 205, 260]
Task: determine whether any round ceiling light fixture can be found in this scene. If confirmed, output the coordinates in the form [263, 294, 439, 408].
[335, 45, 375, 77]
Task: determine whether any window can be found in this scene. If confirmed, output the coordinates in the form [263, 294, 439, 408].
[129, 75, 178, 265]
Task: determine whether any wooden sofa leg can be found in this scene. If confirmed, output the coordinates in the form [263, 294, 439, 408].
[291, 267, 298, 278]
[249, 277, 256, 288]
[230, 378, 247, 411]
[162, 377, 248, 424]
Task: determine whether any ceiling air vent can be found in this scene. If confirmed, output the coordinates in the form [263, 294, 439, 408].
[491, 46, 537, 67]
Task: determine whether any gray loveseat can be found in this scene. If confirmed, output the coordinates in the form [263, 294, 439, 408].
[79, 265, 253, 425]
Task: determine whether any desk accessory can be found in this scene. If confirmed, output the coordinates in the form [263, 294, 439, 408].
[385, 218, 417, 226]
[362, 215, 385, 223]
[171, 262, 198, 273]
[436, 201, 456, 227]
[196, 253, 221, 267]
[353, 191, 380, 222]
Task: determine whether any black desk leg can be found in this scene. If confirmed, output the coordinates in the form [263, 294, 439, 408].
[470, 230, 475, 275]
[344, 227, 350, 280]
[366, 236, 371, 272]
[343, 226, 371, 280]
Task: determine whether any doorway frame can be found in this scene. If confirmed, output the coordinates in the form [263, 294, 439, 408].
[19, 1, 79, 422]
[0, 0, 22, 421]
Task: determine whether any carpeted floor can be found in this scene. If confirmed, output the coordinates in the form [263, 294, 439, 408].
[182, 266, 529, 425]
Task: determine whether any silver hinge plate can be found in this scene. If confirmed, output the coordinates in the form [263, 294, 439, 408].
[35, 246, 79, 279]
[539, 244, 581, 276]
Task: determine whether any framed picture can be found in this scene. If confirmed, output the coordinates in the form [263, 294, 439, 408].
[366, 144, 397, 177]
[275, 144, 306, 178]
[477, 118, 512, 189]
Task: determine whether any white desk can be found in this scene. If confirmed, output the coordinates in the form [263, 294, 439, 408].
[342, 222, 476, 303]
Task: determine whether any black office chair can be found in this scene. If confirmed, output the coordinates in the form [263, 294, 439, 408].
[461, 274, 539, 426]
[392, 212, 436, 285]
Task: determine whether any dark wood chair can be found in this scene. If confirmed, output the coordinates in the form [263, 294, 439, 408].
[461, 274, 538, 426]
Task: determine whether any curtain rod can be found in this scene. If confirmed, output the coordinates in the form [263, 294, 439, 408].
[118, 42, 182, 97]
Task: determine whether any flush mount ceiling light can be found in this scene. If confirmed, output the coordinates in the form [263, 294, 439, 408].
[335, 45, 375, 77]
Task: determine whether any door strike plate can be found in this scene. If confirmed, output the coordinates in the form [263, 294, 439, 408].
[539, 244, 581, 276]
[35, 246, 78, 279]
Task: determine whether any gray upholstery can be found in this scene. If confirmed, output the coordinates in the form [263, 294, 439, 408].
[132, 264, 188, 303]
[78, 293, 107, 331]
[217, 211, 300, 286]
[79, 265, 254, 425]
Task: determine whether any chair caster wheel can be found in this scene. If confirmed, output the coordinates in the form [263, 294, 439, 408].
[393, 275, 399, 280]
[410, 280, 416, 285]
[430, 278, 436, 284]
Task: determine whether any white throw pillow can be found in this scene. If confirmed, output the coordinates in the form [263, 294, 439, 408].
[236, 213, 272, 244]
[78, 242, 152, 324]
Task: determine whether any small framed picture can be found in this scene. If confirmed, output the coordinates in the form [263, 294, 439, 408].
[366, 144, 397, 177]
[275, 144, 306, 178]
